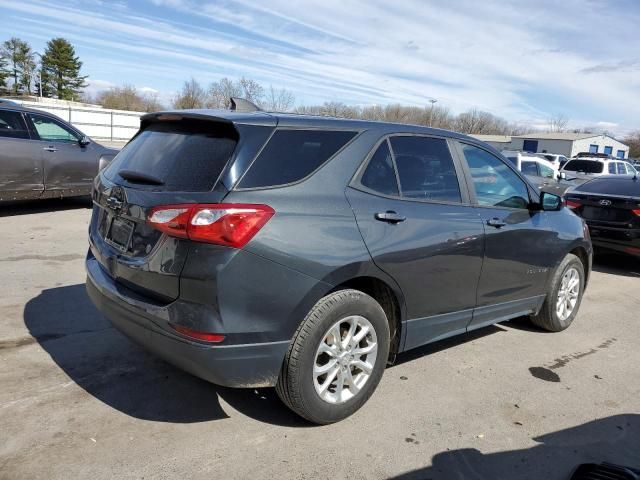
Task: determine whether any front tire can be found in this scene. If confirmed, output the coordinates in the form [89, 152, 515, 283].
[530, 253, 585, 332]
[276, 289, 390, 424]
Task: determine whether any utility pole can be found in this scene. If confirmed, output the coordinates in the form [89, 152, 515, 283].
[428, 98, 437, 127]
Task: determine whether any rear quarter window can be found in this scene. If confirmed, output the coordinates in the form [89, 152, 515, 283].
[237, 129, 357, 188]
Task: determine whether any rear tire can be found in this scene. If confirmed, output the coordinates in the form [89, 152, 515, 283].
[276, 289, 390, 424]
[530, 253, 585, 332]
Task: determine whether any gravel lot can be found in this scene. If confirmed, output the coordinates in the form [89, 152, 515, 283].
[1, 198, 639, 480]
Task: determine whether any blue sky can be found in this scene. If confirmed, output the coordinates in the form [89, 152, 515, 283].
[1, 0, 639, 134]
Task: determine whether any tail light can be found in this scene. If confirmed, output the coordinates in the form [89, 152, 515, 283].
[565, 199, 582, 209]
[170, 323, 225, 343]
[632, 208, 640, 217]
[147, 203, 275, 248]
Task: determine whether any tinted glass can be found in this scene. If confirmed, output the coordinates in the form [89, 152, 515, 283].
[390, 136, 461, 202]
[563, 160, 604, 173]
[521, 161, 538, 176]
[104, 120, 237, 191]
[506, 156, 518, 166]
[0, 110, 29, 139]
[239, 129, 357, 188]
[616, 162, 626, 174]
[539, 163, 555, 178]
[461, 143, 529, 209]
[608, 163, 616, 174]
[29, 113, 79, 142]
[360, 141, 398, 196]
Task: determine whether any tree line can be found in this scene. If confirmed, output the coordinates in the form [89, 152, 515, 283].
[0, 37, 86, 101]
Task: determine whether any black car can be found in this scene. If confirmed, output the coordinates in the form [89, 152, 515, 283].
[86, 105, 592, 424]
[565, 176, 640, 257]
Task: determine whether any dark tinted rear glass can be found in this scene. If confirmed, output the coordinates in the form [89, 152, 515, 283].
[576, 178, 640, 197]
[238, 129, 357, 188]
[390, 136, 461, 203]
[360, 141, 398, 196]
[104, 120, 237, 191]
[0, 110, 29, 139]
[563, 160, 604, 173]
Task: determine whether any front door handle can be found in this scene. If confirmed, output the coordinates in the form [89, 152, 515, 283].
[43, 146, 58, 152]
[375, 211, 406, 223]
[486, 218, 507, 228]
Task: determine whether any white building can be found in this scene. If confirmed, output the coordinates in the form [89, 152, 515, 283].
[469, 134, 512, 150]
[510, 133, 629, 159]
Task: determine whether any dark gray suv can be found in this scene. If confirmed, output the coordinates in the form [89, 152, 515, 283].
[0, 99, 118, 202]
[86, 108, 592, 424]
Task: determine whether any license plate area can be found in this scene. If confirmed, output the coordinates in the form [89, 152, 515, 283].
[106, 216, 135, 252]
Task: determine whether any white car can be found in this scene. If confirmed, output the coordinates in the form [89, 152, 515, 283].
[502, 150, 559, 179]
[532, 153, 570, 168]
[561, 157, 638, 181]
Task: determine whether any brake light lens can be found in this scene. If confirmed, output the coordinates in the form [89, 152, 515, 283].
[565, 199, 582, 209]
[632, 208, 640, 217]
[147, 203, 275, 248]
[170, 323, 225, 343]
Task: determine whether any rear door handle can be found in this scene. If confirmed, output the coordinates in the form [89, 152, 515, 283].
[43, 146, 58, 152]
[375, 211, 406, 223]
[486, 218, 507, 228]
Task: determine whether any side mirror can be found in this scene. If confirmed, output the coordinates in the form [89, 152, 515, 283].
[79, 135, 91, 147]
[541, 191, 563, 211]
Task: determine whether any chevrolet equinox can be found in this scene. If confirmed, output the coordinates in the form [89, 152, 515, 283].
[86, 107, 592, 424]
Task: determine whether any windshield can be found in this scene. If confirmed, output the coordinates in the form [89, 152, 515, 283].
[563, 160, 604, 174]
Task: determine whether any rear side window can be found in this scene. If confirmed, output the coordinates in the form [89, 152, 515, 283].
[104, 120, 237, 191]
[238, 129, 357, 188]
[390, 136, 461, 203]
[0, 110, 29, 139]
[361, 141, 399, 196]
[616, 162, 626, 174]
[608, 163, 616, 174]
[521, 161, 539, 176]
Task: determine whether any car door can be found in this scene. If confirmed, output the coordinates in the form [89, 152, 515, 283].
[454, 142, 560, 330]
[346, 135, 485, 350]
[0, 109, 44, 200]
[25, 112, 95, 193]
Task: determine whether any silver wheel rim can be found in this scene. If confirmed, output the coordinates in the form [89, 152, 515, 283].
[313, 315, 378, 404]
[556, 267, 580, 321]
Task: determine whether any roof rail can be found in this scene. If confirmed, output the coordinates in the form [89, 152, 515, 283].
[229, 97, 261, 112]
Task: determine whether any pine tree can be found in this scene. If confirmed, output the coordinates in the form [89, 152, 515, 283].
[40, 38, 87, 100]
[0, 54, 10, 95]
[1, 37, 34, 95]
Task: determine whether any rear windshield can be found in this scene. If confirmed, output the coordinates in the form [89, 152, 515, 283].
[563, 160, 604, 174]
[104, 120, 238, 191]
[238, 129, 357, 188]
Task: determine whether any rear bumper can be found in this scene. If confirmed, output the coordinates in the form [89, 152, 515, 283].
[86, 256, 290, 388]
[586, 224, 640, 257]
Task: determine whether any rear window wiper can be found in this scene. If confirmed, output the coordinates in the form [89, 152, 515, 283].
[118, 169, 165, 185]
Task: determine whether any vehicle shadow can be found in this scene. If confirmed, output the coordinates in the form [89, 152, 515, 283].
[388, 414, 640, 480]
[0, 197, 92, 217]
[592, 250, 640, 278]
[23, 284, 310, 427]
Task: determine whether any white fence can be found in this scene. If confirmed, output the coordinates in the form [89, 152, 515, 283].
[13, 99, 143, 143]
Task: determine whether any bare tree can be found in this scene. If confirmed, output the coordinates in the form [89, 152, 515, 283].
[548, 113, 569, 132]
[262, 85, 295, 112]
[173, 78, 207, 109]
[94, 85, 164, 112]
[623, 131, 640, 158]
[206, 77, 241, 109]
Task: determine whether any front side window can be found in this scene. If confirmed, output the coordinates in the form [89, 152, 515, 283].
[238, 129, 357, 188]
[389, 136, 461, 203]
[460, 143, 530, 209]
[29, 113, 80, 142]
[360, 141, 399, 196]
[0, 110, 29, 139]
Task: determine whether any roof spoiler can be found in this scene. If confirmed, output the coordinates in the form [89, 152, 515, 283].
[229, 97, 261, 113]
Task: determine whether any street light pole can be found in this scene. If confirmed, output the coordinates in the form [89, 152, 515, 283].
[428, 98, 437, 127]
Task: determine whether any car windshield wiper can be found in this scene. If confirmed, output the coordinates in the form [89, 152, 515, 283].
[118, 169, 165, 185]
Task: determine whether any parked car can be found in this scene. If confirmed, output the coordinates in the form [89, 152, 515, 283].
[561, 157, 637, 183]
[533, 152, 570, 168]
[0, 99, 118, 202]
[565, 176, 640, 257]
[502, 150, 575, 194]
[86, 106, 592, 424]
